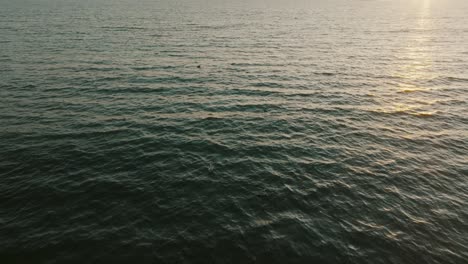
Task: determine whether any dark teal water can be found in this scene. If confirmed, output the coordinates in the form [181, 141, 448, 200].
[1, 0, 467, 263]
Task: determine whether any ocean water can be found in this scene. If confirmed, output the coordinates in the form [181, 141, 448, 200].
[1, 0, 467, 263]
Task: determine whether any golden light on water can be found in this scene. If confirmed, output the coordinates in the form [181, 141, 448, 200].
[396, 0, 433, 87]
[385, 0, 436, 117]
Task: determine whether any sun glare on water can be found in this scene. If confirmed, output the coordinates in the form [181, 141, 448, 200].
[377, 0, 438, 118]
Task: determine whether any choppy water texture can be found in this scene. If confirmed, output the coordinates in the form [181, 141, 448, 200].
[1, 0, 468, 263]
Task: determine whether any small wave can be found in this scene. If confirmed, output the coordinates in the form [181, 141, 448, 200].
[196, 25, 233, 30]
[215, 103, 286, 113]
[446, 76, 468, 83]
[131, 65, 178, 71]
[413, 112, 436, 118]
[314, 72, 335, 76]
[21, 84, 37, 89]
[224, 88, 279, 97]
[82, 67, 122, 72]
[397, 88, 427, 94]
[94, 87, 166, 94]
[251, 82, 284, 88]
[128, 76, 216, 84]
[370, 108, 438, 118]
[230, 63, 277, 67]
[100, 26, 148, 31]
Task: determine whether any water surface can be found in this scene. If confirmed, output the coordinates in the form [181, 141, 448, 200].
[1, 0, 467, 263]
